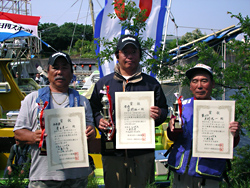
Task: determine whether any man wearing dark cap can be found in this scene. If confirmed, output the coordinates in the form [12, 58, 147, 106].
[167, 64, 240, 188]
[90, 34, 168, 187]
[14, 52, 96, 187]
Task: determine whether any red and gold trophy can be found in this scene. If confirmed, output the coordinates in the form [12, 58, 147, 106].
[37, 99, 48, 155]
[101, 85, 115, 150]
[172, 93, 183, 132]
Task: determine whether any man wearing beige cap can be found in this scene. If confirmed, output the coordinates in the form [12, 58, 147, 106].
[167, 64, 240, 188]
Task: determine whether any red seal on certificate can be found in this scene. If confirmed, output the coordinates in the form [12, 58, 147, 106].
[74, 152, 79, 160]
[142, 133, 146, 141]
[219, 143, 224, 151]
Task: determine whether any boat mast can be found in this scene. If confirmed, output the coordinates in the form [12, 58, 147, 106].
[89, 0, 95, 33]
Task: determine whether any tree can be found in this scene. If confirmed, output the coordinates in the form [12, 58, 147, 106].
[38, 23, 93, 54]
[38, 23, 60, 53]
[166, 29, 205, 54]
[181, 28, 205, 43]
[220, 14, 250, 186]
[73, 39, 96, 58]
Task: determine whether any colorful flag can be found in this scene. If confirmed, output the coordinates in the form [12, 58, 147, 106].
[0, 12, 40, 42]
[94, 0, 168, 77]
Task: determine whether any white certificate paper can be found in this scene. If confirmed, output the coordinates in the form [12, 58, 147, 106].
[44, 107, 89, 171]
[115, 91, 155, 149]
[193, 100, 235, 159]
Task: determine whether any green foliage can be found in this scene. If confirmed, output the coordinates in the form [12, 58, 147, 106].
[110, 0, 148, 35]
[181, 29, 206, 43]
[38, 23, 93, 54]
[38, 23, 60, 53]
[170, 12, 250, 135]
[96, 0, 161, 68]
[96, 0, 207, 78]
[169, 13, 250, 129]
[228, 12, 250, 37]
[97, 37, 119, 64]
[145, 182, 160, 188]
[193, 13, 250, 188]
[166, 29, 205, 50]
[2, 165, 29, 188]
[87, 174, 100, 188]
[220, 145, 250, 188]
[231, 88, 250, 130]
[72, 39, 96, 58]
[167, 38, 184, 50]
[222, 13, 250, 130]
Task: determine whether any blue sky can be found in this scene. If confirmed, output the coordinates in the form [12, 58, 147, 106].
[32, 0, 249, 38]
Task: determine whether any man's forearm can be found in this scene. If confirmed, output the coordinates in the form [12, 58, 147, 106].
[14, 129, 37, 145]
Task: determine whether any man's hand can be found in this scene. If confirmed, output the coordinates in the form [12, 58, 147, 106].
[229, 121, 240, 138]
[86, 125, 96, 140]
[150, 106, 161, 120]
[7, 166, 12, 175]
[168, 116, 176, 132]
[98, 118, 109, 131]
[33, 129, 43, 145]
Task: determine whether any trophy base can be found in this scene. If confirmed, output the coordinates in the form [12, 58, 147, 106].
[105, 141, 114, 150]
[174, 121, 183, 132]
[173, 128, 183, 132]
[39, 148, 47, 156]
[104, 141, 115, 153]
[39, 141, 47, 156]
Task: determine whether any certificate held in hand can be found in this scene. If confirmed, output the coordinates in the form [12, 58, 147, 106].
[193, 100, 235, 159]
[115, 91, 155, 149]
[44, 107, 89, 171]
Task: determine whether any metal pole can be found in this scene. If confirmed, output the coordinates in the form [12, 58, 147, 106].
[162, 0, 172, 52]
[89, 0, 95, 34]
[222, 40, 226, 100]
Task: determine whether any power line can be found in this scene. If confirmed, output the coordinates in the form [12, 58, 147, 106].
[54, 0, 80, 24]
[68, 0, 84, 54]
[94, 0, 103, 9]
[177, 25, 220, 32]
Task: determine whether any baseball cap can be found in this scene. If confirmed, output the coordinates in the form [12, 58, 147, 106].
[186, 64, 213, 80]
[48, 52, 72, 66]
[116, 34, 141, 51]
